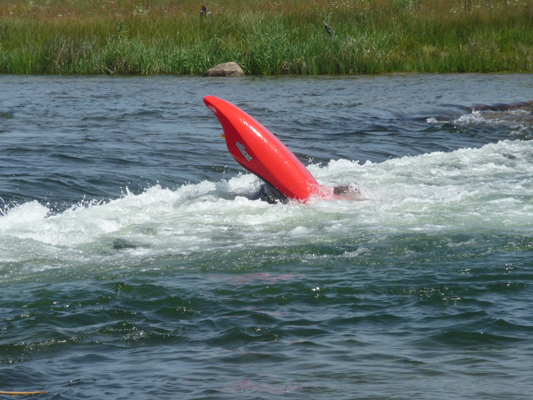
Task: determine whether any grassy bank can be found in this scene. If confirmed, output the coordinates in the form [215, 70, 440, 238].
[0, 0, 532, 75]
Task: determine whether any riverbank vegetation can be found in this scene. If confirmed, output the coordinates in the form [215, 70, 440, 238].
[0, 0, 532, 75]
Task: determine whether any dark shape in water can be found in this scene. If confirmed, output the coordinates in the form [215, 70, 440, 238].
[250, 183, 288, 204]
[113, 238, 137, 250]
[114, 282, 133, 293]
[471, 100, 533, 113]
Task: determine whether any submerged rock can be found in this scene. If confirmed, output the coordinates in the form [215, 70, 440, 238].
[203, 62, 244, 77]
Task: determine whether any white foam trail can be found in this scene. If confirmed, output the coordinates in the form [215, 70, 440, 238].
[443, 107, 533, 137]
[1, 140, 532, 280]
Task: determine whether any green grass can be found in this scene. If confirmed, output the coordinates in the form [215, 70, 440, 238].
[0, 0, 532, 75]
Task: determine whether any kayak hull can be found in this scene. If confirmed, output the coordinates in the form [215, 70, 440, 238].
[204, 96, 327, 202]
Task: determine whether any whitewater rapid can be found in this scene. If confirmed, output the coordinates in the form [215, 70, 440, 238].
[2, 139, 531, 283]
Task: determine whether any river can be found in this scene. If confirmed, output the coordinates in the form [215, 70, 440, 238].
[1, 74, 533, 399]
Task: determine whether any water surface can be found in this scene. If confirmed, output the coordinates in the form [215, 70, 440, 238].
[1, 74, 533, 399]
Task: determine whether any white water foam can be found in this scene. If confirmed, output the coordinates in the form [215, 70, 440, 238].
[441, 107, 533, 138]
[1, 140, 532, 280]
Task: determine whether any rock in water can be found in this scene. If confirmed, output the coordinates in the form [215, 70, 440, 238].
[203, 62, 244, 77]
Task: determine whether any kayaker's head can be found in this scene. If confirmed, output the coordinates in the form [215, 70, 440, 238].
[333, 182, 366, 200]
[333, 182, 359, 195]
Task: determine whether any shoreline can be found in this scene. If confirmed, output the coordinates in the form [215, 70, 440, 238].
[1, 0, 532, 76]
[2, 71, 533, 78]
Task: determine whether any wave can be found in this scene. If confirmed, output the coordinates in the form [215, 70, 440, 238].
[426, 101, 533, 140]
[1, 140, 532, 281]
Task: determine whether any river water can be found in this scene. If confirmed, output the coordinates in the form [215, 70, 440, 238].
[1, 74, 533, 399]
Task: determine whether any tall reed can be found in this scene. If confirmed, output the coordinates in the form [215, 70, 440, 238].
[0, 0, 532, 75]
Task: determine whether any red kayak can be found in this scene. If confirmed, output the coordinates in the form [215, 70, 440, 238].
[204, 96, 333, 203]
[204, 96, 366, 203]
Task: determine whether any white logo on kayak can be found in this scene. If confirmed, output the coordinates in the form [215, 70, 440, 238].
[236, 141, 253, 162]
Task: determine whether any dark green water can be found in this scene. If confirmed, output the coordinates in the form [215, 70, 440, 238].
[1, 74, 533, 399]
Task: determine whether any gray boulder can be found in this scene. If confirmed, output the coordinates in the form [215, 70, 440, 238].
[203, 62, 244, 77]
